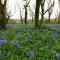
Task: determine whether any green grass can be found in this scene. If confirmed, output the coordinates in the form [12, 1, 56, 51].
[0, 24, 60, 60]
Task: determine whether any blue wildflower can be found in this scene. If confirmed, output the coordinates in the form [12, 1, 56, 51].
[12, 40, 19, 48]
[48, 43, 52, 46]
[17, 33, 22, 39]
[26, 34, 30, 39]
[27, 49, 35, 57]
[56, 52, 60, 59]
[47, 47, 54, 52]
[49, 31, 57, 40]
[51, 31, 57, 37]
[49, 36, 56, 40]
[0, 40, 7, 46]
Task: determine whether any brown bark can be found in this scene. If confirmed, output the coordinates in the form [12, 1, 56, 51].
[35, 0, 41, 28]
[25, 8, 27, 24]
[0, 0, 7, 29]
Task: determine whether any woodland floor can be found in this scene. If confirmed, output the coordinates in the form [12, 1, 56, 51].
[0, 24, 60, 60]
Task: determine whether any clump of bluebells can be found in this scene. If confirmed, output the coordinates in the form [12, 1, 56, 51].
[26, 34, 30, 39]
[56, 52, 60, 59]
[0, 40, 8, 59]
[49, 31, 57, 40]
[12, 40, 19, 48]
[46, 47, 54, 52]
[0, 24, 60, 60]
[45, 43, 54, 52]
[0, 40, 7, 46]
[27, 49, 36, 57]
[17, 33, 22, 39]
[51, 31, 57, 37]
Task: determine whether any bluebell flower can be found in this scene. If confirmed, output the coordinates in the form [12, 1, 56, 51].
[49, 36, 56, 40]
[51, 31, 57, 38]
[27, 49, 35, 57]
[26, 34, 30, 39]
[48, 43, 52, 46]
[17, 33, 22, 39]
[49, 31, 57, 40]
[56, 52, 60, 59]
[47, 48, 54, 52]
[0, 40, 7, 46]
[12, 40, 19, 48]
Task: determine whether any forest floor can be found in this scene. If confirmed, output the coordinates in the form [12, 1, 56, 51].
[0, 24, 60, 60]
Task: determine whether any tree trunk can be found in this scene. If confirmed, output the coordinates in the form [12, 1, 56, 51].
[58, 14, 60, 24]
[0, 0, 7, 29]
[6, 16, 10, 24]
[21, 16, 23, 24]
[0, 6, 6, 29]
[35, 0, 41, 28]
[32, 17, 33, 23]
[40, 4, 44, 27]
[48, 12, 51, 23]
[25, 8, 27, 24]
[40, 14, 44, 27]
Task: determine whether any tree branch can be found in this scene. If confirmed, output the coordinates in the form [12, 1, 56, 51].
[44, 0, 54, 14]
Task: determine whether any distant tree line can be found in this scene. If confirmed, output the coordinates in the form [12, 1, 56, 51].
[0, 0, 60, 29]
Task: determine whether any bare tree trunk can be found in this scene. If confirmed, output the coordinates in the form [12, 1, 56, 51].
[40, 14, 44, 27]
[35, 0, 41, 28]
[21, 16, 23, 24]
[29, 7, 34, 23]
[48, 12, 51, 23]
[47, 0, 54, 23]
[58, 14, 60, 24]
[23, 0, 31, 24]
[25, 8, 27, 24]
[2, 8, 6, 28]
[32, 17, 33, 22]
[40, 2, 44, 27]
[0, 0, 7, 29]
[49, 15, 50, 23]
[6, 15, 10, 24]
[0, 6, 6, 29]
